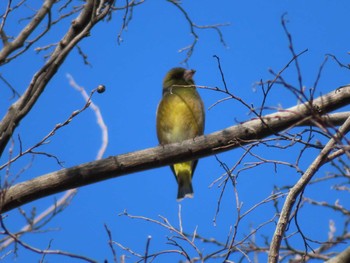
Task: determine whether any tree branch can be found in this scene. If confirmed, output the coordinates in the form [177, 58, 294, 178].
[0, 0, 114, 157]
[326, 246, 350, 263]
[1, 85, 350, 213]
[0, 0, 56, 64]
[268, 95, 350, 262]
[0, 75, 108, 250]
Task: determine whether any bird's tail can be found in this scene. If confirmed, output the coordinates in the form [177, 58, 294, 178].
[174, 162, 194, 201]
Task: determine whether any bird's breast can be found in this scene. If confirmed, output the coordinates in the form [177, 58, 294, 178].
[156, 89, 204, 144]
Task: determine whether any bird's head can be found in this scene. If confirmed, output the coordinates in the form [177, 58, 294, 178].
[162, 67, 196, 92]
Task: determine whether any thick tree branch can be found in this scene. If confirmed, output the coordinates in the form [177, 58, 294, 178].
[326, 246, 350, 263]
[0, 0, 114, 157]
[0, 0, 56, 64]
[300, 111, 350, 126]
[268, 111, 350, 263]
[1, 85, 350, 213]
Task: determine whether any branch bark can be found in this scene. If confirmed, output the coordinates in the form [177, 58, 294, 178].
[268, 111, 350, 263]
[1, 85, 350, 213]
[326, 246, 350, 263]
[0, 0, 56, 64]
[0, 0, 114, 156]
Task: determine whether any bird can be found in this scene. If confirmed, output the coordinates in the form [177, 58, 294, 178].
[156, 67, 205, 200]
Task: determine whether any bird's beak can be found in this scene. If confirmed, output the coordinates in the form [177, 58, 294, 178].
[184, 69, 196, 82]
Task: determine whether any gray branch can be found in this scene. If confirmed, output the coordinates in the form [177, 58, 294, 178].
[1, 85, 350, 213]
[269, 97, 350, 263]
[0, 0, 56, 64]
[326, 246, 350, 263]
[0, 0, 114, 157]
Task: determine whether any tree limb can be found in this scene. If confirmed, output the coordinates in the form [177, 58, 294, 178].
[0, 0, 114, 157]
[0, 0, 56, 64]
[268, 93, 350, 263]
[325, 246, 350, 263]
[1, 85, 350, 213]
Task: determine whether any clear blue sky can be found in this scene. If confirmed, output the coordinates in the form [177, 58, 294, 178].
[1, 1, 350, 262]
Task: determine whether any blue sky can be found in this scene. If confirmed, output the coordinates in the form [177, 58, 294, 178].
[1, 0, 350, 262]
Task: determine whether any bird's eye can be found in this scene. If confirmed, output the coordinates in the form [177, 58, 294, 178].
[172, 72, 184, 79]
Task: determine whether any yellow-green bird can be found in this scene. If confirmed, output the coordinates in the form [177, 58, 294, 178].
[156, 67, 205, 200]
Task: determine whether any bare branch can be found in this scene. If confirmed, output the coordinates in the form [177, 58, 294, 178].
[66, 74, 108, 160]
[0, 0, 55, 64]
[0, 216, 98, 262]
[104, 224, 118, 263]
[0, 73, 20, 99]
[269, 114, 350, 262]
[0, 92, 94, 170]
[1, 85, 350, 212]
[326, 246, 350, 263]
[0, 75, 108, 250]
[0, 0, 115, 156]
[167, 0, 228, 64]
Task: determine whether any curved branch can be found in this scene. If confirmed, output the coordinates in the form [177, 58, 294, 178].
[268, 112, 350, 263]
[0, 0, 56, 64]
[167, 0, 228, 63]
[0, 75, 109, 251]
[0, 0, 114, 157]
[1, 85, 350, 213]
[326, 246, 350, 263]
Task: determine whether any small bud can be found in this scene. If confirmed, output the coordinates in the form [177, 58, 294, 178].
[97, 84, 106, 93]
